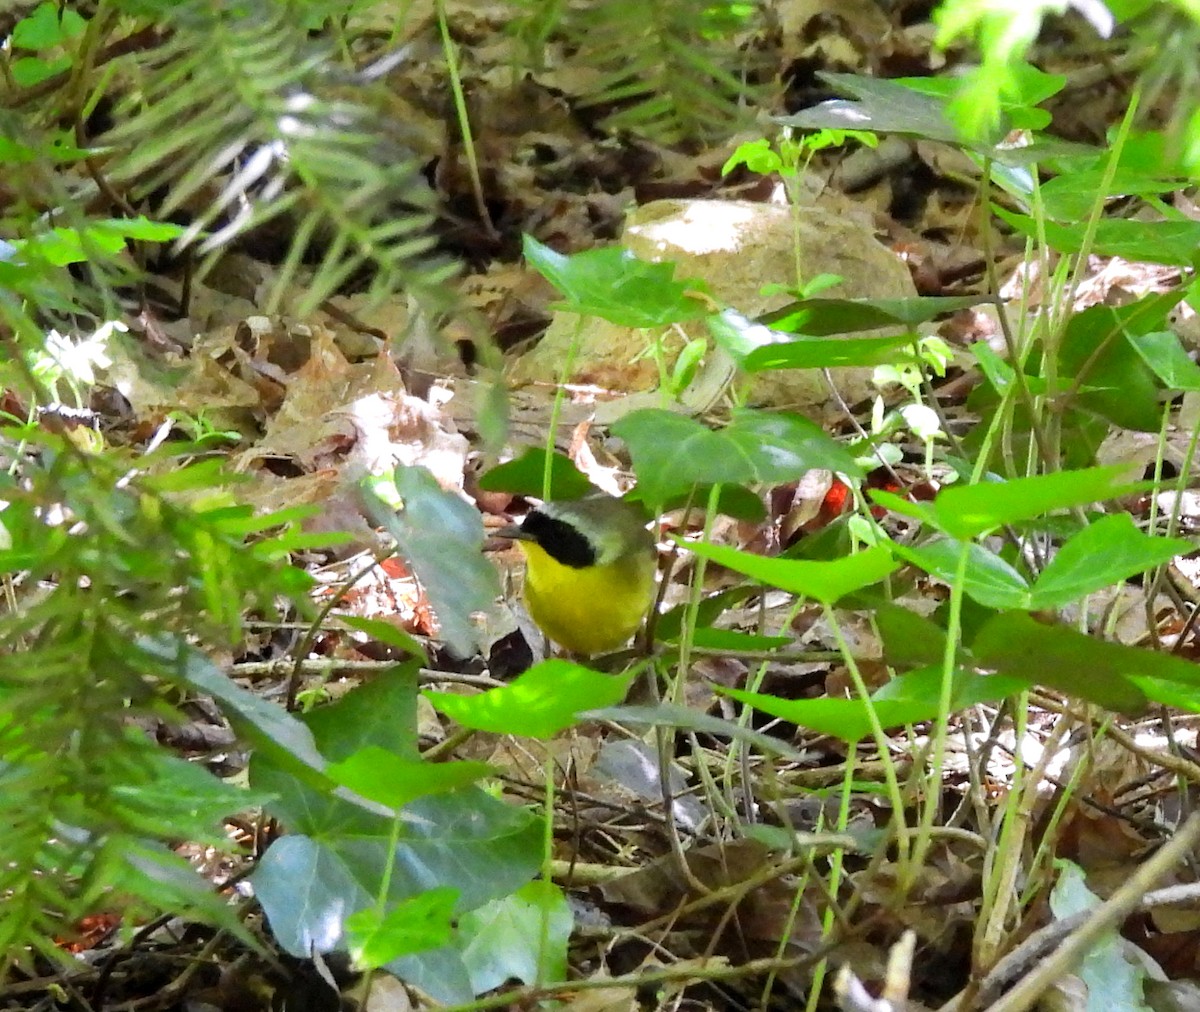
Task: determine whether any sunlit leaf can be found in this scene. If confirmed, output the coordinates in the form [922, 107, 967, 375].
[719, 687, 938, 743]
[523, 234, 709, 328]
[682, 542, 898, 606]
[896, 538, 1031, 610]
[1029, 514, 1189, 609]
[327, 748, 493, 810]
[346, 887, 458, 969]
[425, 661, 634, 739]
[878, 466, 1142, 538]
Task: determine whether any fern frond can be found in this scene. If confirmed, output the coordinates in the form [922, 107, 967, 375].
[548, 0, 763, 144]
[0, 448, 310, 968]
[103, 1, 453, 314]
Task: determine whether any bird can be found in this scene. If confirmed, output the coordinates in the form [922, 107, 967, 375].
[497, 495, 658, 656]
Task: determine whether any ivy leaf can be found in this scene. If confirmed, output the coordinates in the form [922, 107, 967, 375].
[523, 234, 709, 328]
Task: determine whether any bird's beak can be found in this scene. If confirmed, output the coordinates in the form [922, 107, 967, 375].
[495, 523, 529, 541]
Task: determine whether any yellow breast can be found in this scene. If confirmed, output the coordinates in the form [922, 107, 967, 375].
[517, 540, 657, 656]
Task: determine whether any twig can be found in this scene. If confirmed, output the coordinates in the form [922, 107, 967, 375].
[835, 930, 916, 1012]
[972, 813, 1200, 1012]
[232, 656, 503, 690]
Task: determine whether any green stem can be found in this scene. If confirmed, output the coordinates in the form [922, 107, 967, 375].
[537, 747, 556, 987]
[802, 743, 856, 1012]
[434, 0, 497, 238]
[823, 606, 910, 866]
[904, 538, 968, 889]
[541, 316, 585, 500]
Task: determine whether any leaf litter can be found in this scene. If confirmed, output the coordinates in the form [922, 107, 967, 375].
[12, 1, 1200, 1010]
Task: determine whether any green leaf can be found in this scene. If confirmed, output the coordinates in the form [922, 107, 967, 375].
[1050, 862, 1152, 1012]
[895, 62, 1064, 134]
[726, 409, 864, 478]
[681, 542, 899, 606]
[872, 664, 1028, 710]
[1057, 302, 1167, 432]
[304, 662, 422, 768]
[11, 54, 68, 87]
[759, 295, 988, 334]
[25, 226, 126, 266]
[1106, 0, 1155, 22]
[327, 748, 493, 810]
[644, 484, 766, 522]
[986, 62, 1066, 107]
[1129, 331, 1200, 392]
[108, 736, 274, 846]
[361, 465, 499, 657]
[746, 333, 916, 371]
[875, 604, 947, 668]
[1038, 168, 1188, 223]
[722, 138, 783, 176]
[461, 881, 572, 992]
[945, 61, 1047, 140]
[1028, 514, 1189, 610]
[346, 887, 459, 969]
[105, 216, 185, 241]
[969, 613, 1187, 714]
[522, 234, 709, 329]
[878, 465, 1140, 538]
[306, 664, 422, 763]
[12, 2, 86, 50]
[617, 409, 752, 507]
[15, 217, 184, 267]
[995, 208, 1200, 267]
[614, 407, 861, 510]
[250, 787, 541, 1005]
[970, 340, 1012, 394]
[778, 72, 966, 145]
[668, 337, 708, 392]
[106, 842, 253, 947]
[970, 340, 1046, 397]
[1127, 677, 1200, 712]
[476, 448, 595, 501]
[139, 458, 233, 493]
[425, 660, 634, 739]
[200, 503, 317, 536]
[896, 538, 1031, 610]
[719, 687, 938, 744]
[868, 488, 938, 527]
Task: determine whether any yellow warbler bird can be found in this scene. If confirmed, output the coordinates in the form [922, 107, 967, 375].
[498, 496, 658, 656]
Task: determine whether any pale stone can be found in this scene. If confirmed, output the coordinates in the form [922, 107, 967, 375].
[512, 198, 918, 415]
